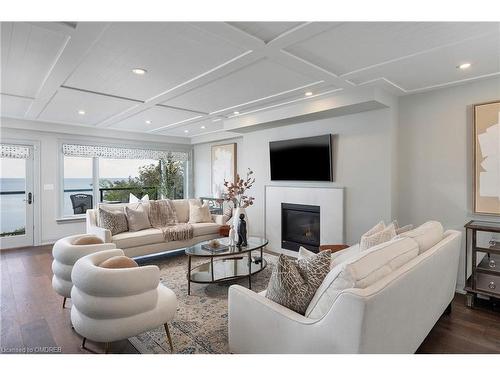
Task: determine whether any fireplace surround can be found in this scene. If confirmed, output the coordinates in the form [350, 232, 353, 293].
[281, 203, 320, 252]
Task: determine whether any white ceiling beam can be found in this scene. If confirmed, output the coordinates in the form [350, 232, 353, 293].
[25, 22, 111, 119]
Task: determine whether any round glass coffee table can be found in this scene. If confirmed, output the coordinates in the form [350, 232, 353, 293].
[185, 236, 268, 295]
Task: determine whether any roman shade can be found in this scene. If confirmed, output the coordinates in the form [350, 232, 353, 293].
[1, 144, 31, 159]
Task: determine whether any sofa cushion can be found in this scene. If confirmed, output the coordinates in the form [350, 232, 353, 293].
[305, 237, 419, 319]
[112, 228, 165, 248]
[188, 200, 212, 223]
[125, 204, 151, 232]
[98, 208, 128, 235]
[99, 255, 139, 269]
[266, 251, 331, 315]
[191, 222, 220, 237]
[360, 223, 396, 251]
[73, 235, 104, 245]
[396, 220, 443, 254]
[171, 199, 189, 223]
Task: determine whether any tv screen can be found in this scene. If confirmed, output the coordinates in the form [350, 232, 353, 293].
[269, 134, 333, 181]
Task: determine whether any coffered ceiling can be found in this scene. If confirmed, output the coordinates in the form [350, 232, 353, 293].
[1, 21, 499, 139]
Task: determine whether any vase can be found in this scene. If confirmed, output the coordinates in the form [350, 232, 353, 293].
[233, 207, 249, 241]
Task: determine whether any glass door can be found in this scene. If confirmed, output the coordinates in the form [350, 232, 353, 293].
[0, 145, 34, 249]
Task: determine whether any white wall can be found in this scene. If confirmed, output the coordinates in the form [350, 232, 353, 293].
[1, 120, 191, 245]
[194, 107, 398, 244]
[398, 77, 500, 290]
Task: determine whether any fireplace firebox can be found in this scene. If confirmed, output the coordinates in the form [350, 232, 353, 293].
[281, 203, 320, 252]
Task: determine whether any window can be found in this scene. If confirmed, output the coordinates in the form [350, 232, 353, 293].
[63, 156, 93, 216]
[60, 143, 189, 217]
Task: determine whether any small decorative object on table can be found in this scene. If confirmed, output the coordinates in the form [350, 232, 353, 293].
[228, 225, 236, 246]
[237, 214, 248, 247]
[223, 168, 255, 243]
[201, 239, 229, 253]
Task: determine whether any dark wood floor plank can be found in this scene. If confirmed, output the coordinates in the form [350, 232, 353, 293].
[0, 244, 498, 354]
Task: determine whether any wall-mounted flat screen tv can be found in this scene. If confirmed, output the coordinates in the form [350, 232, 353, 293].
[269, 134, 333, 181]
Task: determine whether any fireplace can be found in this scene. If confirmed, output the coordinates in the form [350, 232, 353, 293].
[281, 203, 320, 252]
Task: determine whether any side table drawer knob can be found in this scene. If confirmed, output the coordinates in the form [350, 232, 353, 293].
[489, 259, 496, 268]
[489, 281, 496, 290]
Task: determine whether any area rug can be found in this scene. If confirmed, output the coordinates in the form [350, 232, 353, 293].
[129, 253, 277, 354]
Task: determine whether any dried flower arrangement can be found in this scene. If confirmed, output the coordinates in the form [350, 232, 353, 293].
[223, 168, 255, 208]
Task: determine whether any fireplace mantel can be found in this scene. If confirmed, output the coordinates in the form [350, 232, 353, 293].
[264, 185, 344, 257]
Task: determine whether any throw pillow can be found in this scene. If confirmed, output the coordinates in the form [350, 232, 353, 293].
[265, 251, 331, 315]
[364, 220, 385, 237]
[396, 221, 443, 254]
[73, 235, 104, 245]
[188, 200, 212, 223]
[223, 200, 234, 223]
[99, 255, 139, 269]
[396, 224, 413, 235]
[360, 223, 396, 251]
[98, 208, 128, 235]
[330, 244, 361, 268]
[125, 204, 151, 232]
[129, 193, 150, 203]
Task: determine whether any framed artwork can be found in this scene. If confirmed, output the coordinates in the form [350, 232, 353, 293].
[473, 100, 500, 215]
[211, 143, 237, 198]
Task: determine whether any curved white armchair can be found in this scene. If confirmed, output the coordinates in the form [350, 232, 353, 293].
[70, 249, 177, 353]
[52, 234, 116, 308]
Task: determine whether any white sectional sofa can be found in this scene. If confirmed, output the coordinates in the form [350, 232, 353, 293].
[86, 199, 224, 257]
[229, 223, 462, 354]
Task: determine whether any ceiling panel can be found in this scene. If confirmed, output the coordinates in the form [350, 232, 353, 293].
[64, 22, 248, 101]
[109, 105, 202, 132]
[38, 87, 138, 126]
[0, 94, 33, 117]
[345, 32, 500, 91]
[285, 22, 499, 76]
[1, 22, 68, 97]
[156, 118, 224, 137]
[163, 59, 323, 114]
[228, 22, 304, 42]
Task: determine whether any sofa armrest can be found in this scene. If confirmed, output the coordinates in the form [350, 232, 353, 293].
[212, 214, 225, 225]
[87, 225, 112, 243]
[229, 285, 319, 353]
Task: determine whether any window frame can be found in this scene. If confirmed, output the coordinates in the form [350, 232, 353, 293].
[58, 139, 191, 219]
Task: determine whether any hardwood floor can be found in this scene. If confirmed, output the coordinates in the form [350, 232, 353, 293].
[1, 245, 499, 354]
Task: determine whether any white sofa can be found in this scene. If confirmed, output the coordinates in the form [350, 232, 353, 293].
[86, 199, 224, 257]
[71, 249, 178, 353]
[228, 227, 461, 354]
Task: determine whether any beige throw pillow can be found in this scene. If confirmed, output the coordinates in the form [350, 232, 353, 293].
[188, 200, 212, 223]
[73, 235, 104, 245]
[99, 256, 139, 269]
[98, 208, 128, 235]
[396, 221, 443, 254]
[360, 223, 396, 251]
[125, 204, 151, 232]
[265, 251, 331, 315]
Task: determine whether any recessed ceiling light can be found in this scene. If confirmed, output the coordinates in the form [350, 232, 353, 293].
[78, 110, 86, 115]
[305, 91, 313, 96]
[233, 111, 240, 115]
[184, 130, 189, 133]
[145, 120, 152, 124]
[132, 68, 147, 75]
[201, 125, 206, 129]
[457, 63, 471, 70]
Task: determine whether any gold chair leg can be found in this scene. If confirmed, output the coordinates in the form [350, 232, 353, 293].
[104, 342, 110, 354]
[62, 297, 67, 309]
[164, 323, 173, 353]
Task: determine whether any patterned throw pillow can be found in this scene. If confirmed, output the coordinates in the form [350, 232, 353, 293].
[360, 223, 396, 250]
[222, 200, 234, 223]
[98, 208, 128, 235]
[265, 251, 331, 315]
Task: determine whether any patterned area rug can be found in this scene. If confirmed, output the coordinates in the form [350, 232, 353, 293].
[129, 252, 277, 354]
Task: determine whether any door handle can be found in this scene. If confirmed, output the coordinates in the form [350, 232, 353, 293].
[27, 192, 32, 205]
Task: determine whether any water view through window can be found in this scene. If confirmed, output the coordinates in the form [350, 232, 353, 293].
[0, 157, 26, 236]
